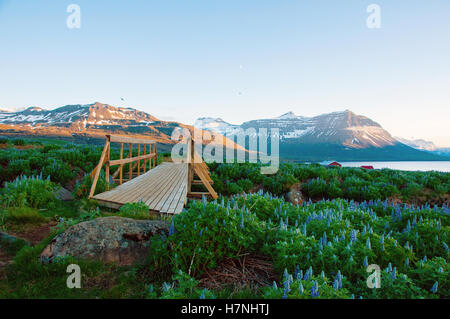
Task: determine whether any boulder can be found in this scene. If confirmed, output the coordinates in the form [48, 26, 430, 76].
[40, 216, 168, 266]
[54, 187, 74, 201]
[286, 183, 304, 206]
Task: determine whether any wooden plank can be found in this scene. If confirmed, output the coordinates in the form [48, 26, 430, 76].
[174, 190, 187, 213]
[166, 184, 185, 214]
[165, 164, 188, 213]
[137, 144, 141, 176]
[111, 163, 170, 203]
[144, 164, 181, 208]
[89, 138, 110, 198]
[145, 164, 181, 209]
[89, 139, 110, 180]
[192, 180, 213, 185]
[143, 144, 146, 173]
[109, 153, 155, 166]
[157, 164, 187, 212]
[188, 192, 214, 198]
[113, 164, 170, 204]
[129, 143, 132, 181]
[95, 165, 160, 201]
[105, 145, 110, 190]
[119, 143, 123, 184]
[104, 164, 167, 203]
[194, 163, 218, 199]
[108, 134, 156, 145]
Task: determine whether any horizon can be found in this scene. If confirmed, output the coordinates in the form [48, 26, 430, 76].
[1, 1, 449, 147]
[1, 100, 450, 148]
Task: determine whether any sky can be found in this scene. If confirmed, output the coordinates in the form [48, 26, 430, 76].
[0, 0, 449, 146]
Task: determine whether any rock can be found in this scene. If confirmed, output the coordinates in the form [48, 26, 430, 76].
[54, 187, 74, 201]
[0, 231, 31, 246]
[286, 183, 304, 206]
[40, 216, 168, 266]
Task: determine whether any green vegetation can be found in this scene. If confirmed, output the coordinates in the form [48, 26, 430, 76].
[0, 137, 448, 299]
[209, 162, 449, 205]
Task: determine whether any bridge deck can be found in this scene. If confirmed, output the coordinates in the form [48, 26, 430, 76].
[93, 162, 188, 214]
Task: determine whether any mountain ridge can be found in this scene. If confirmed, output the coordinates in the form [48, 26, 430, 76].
[0, 104, 446, 161]
[198, 110, 446, 161]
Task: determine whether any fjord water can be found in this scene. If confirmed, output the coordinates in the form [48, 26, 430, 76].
[338, 161, 450, 172]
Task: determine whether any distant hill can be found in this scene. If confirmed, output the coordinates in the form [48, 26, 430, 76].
[0, 102, 246, 153]
[395, 137, 450, 158]
[395, 137, 439, 151]
[200, 110, 446, 161]
[1, 104, 446, 161]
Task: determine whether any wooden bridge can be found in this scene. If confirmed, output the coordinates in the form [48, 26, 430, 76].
[89, 135, 217, 214]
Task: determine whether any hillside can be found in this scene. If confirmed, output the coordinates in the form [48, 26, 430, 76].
[200, 110, 446, 161]
[0, 102, 245, 152]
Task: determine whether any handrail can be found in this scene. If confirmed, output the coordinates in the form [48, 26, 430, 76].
[88, 135, 158, 199]
[186, 136, 218, 200]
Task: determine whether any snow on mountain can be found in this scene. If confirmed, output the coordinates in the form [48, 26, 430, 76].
[195, 117, 240, 135]
[276, 111, 300, 120]
[395, 137, 439, 151]
[0, 102, 160, 127]
[235, 110, 397, 148]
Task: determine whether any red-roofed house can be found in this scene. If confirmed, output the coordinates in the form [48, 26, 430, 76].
[328, 161, 342, 167]
[361, 165, 374, 170]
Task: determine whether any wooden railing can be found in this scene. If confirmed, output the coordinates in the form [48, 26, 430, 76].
[186, 137, 218, 200]
[88, 135, 157, 198]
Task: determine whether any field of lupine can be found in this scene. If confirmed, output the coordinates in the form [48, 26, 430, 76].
[0, 137, 449, 299]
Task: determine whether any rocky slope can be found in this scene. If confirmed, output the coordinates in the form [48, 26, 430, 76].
[199, 110, 445, 161]
[0, 102, 246, 152]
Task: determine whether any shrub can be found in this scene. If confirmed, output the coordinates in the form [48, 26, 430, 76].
[148, 198, 265, 277]
[118, 202, 150, 219]
[0, 175, 58, 209]
[3, 207, 47, 225]
[12, 139, 26, 146]
[73, 172, 107, 199]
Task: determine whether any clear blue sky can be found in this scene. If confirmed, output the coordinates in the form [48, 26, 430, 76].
[1, 0, 449, 146]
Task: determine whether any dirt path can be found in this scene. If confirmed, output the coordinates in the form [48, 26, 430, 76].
[8, 221, 57, 245]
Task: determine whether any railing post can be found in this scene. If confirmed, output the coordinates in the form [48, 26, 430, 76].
[137, 144, 141, 176]
[105, 143, 110, 190]
[119, 143, 123, 185]
[143, 144, 146, 173]
[129, 143, 133, 181]
[89, 136, 110, 199]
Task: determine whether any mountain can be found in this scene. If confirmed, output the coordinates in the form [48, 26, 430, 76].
[0, 102, 245, 152]
[195, 117, 239, 135]
[1, 104, 445, 161]
[200, 110, 445, 161]
[0, 103, 158, 127]
[395, 137, 438, 151]
[395, 137, 450, 158]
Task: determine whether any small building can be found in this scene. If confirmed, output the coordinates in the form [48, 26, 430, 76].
[361, 165, 374, 170]
[328, 161, 342, 167]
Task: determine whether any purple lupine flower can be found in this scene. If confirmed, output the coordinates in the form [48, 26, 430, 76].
[169, 220, 175, 236]
[333, 278, 339, 290]
[298, 283, 304, 295]
[430, 282, 438, 294]
[363, 256, 368, 268]
[391, 267, 397, 280]
[311, 281, 320, 298]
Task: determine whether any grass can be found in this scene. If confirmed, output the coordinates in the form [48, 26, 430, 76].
[0, 136, 448, 299]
